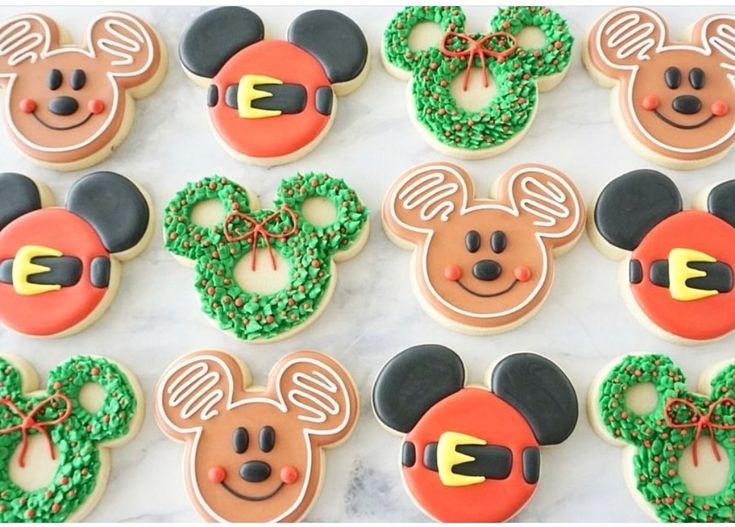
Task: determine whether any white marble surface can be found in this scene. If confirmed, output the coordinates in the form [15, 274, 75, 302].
[0, 4, 733, 523]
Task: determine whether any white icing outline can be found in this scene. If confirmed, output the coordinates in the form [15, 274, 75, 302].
[389, 164, 581, 319]
[156, 353, 352, 523]
[594, 7, 735, 154]
[0, 12, 155, 154]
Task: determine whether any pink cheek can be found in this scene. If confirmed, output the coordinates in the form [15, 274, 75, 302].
[514, 265, 532, 282]
[641, 95, 660, 111]
[208, 465, 227, 484]
[88, 99, 105, 115]
[712, 100, 729, 117]
[444, 264, 462, 281]
[19, 98, 37, 113]
[280, 465, 299, 485]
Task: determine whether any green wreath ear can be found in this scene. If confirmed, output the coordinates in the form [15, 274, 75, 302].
[383, 6, 466, 76]
[595, 354, 686, 447]
[490, 6, 573, 81]
[47, 356, 140, 444]
[274, 172, 369, 259]
[0, 356, 26, 397]
[707, 361, 735, 402]
[163, 176, 253, 261]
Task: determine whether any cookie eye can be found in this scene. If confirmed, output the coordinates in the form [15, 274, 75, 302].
[48, 69, 62, 91]
[70, 69, 86, 91]
[491, 231, 507, 253]
[689, 67, 705, 90]
[664, 66, 681, 89]
[465, 230, 480, 253]
[259, 425, 275, 453]
[232, 426, 249, 454]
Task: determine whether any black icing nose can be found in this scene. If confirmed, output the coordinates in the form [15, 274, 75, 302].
[472, 260, 502, 281]
[48, 96, 79, 116]
[239, 461, 271, 482]
[672, 95, 702, 115]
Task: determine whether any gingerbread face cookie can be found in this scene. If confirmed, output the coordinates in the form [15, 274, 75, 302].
[156, 349, 358, 522]
[382, 6, 573, 159]
[179, 7, 369, 166]
[590, 354, 735, 522]
[0, 12, 166, 171]
[0, 354, 143, 522]
[372, 346, 578, 522]
[591, 170, 735, 342]
[382, 162, 585, 334]
[163, 173, 369, 342]
[585, 7, 735, 169]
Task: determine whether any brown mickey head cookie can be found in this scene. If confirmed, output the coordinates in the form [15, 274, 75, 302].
[585, 7, 735, 169]
[155, 349, 358, 522]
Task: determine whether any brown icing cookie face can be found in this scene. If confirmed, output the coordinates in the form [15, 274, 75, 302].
[0, 12, 164, 169]
[155, 349, 358, 523]
[382, 162, 585, 334]
[586, 8, 735, 168]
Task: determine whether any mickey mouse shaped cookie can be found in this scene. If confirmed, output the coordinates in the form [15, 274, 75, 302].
[590, 354, 735, 522]
[0, 12, 166, 171]
[382, 162, 585, 334]
[591, 169, 735, 343]
[383, 6, 573, 159]
[372, 345, 578, 522]
[0, 171, 152, 337]
[179, 7, 369, 166]
[156, 349, 358, 522]
[584, 7, 735, 169]
[0, 354, 143, 522]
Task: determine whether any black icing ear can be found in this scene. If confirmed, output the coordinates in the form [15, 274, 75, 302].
[372, 345, 465, 434]
[594, 170, 682, 251]
[707, 180, 735, 228]
[179, 6, 265, 79]
[0, 173, 42, 230]
[491, 353, 578, 446]
[66, 172, 150, 254]
[287, 10, 368, 85]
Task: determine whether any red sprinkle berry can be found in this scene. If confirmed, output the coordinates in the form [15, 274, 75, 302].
[88, 99, 105, 115]
[280, 465, 299, 485]
[19, 98, 36, 113]
[208, 465, 226, 484]
[641, 95, 659, 111]
[444, 264, 462, 281]
[712, 100, 729, 117]
[514, 265, 532, 282]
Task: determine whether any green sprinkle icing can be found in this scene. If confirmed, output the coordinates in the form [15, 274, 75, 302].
[596, 354, 735, 522]
[383, 6, 573, 151]
[163, 173, 369, 341]
[0, 355, 138, 523]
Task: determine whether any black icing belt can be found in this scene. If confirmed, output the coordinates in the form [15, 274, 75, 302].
[0, 255, 110, 288]
[208, 82, 333, 116]
[631, 259, 734, 292]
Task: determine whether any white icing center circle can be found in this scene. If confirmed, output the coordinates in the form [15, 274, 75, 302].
[191, 199, 225, 228]
[9, 434, 61, 491]
[624, 383, 659, 415]
[301, 197, 337, 227]
[234, 249, 291, 295]
[678, 436, 731, 496]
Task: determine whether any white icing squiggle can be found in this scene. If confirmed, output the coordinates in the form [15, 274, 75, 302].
[166, 362, 223, 421]
[519, 176, 570, 228]
[604, 13, 657, 61]
[288, 370, 340, 424]
[398, 171, 459, 222]
[97, 18, 144, 67]
[0, 20, 45, 66]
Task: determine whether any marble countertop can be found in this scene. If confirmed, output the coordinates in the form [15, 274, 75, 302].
[0, 4, 733, 523]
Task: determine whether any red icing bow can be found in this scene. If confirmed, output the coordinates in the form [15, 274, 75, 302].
[439, 31, 518, 91]
[223, 206, 299, 271]
[0, 393, 72, 467]
[664, 397, 735, 467]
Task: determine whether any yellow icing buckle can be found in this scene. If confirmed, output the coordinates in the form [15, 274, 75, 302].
[668, 248, 718, 302]
[12, 245, 62, 296]
[437, 431, 486, 487]
[237, 74, 282, 119]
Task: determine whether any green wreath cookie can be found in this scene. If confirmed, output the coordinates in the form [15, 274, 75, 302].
[591, 354, 735, 522]
[0, 355, 142, 523]
[163, 173, 369, 342]
[382, 6, 573, 158]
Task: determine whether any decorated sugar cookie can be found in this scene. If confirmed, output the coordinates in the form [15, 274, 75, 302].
[591, 170, 735, 342]
[0, 354, 143, 522]
[382, 6, 573, 159]
[0, 171, 152, 337]
[156, 349, 358, 522]
[179, 7, 369, 166]
[372, 345, 578, 522]
[590, 354, 735, 522]
[584, 7, 735, 170]
[163, 173, 369, 342]
[0, 12, 166, 171]
[382, 162, 585, 334]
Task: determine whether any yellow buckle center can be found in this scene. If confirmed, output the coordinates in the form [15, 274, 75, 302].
[237, 74, 283, 119]
[437, 431, 486, 487]
[12, 245, 62, 296]
[668, 248, 718, 302]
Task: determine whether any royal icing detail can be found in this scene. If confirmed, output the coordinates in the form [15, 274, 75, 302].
[163, 173, 368, 342]
[0, 172, 151, 337]
[592, 354, 735, 522]
[592, 170, 735, 342]
[155, 349, 358, 522]
[585, 7, 735, 168]
[0, 12, 165, 169]
[179, 7, 369, 164]
[383, 6, 573, 157]
[382, 162, 585, 333]
[0, 355, 141, 522]
[372, 345, 578, 522]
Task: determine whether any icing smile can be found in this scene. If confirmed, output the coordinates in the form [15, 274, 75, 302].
[221, 480, 285, 501]
[31, 111, 94, 131]
[457, 278, 518, 298]
[652, 109, 716, 130]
